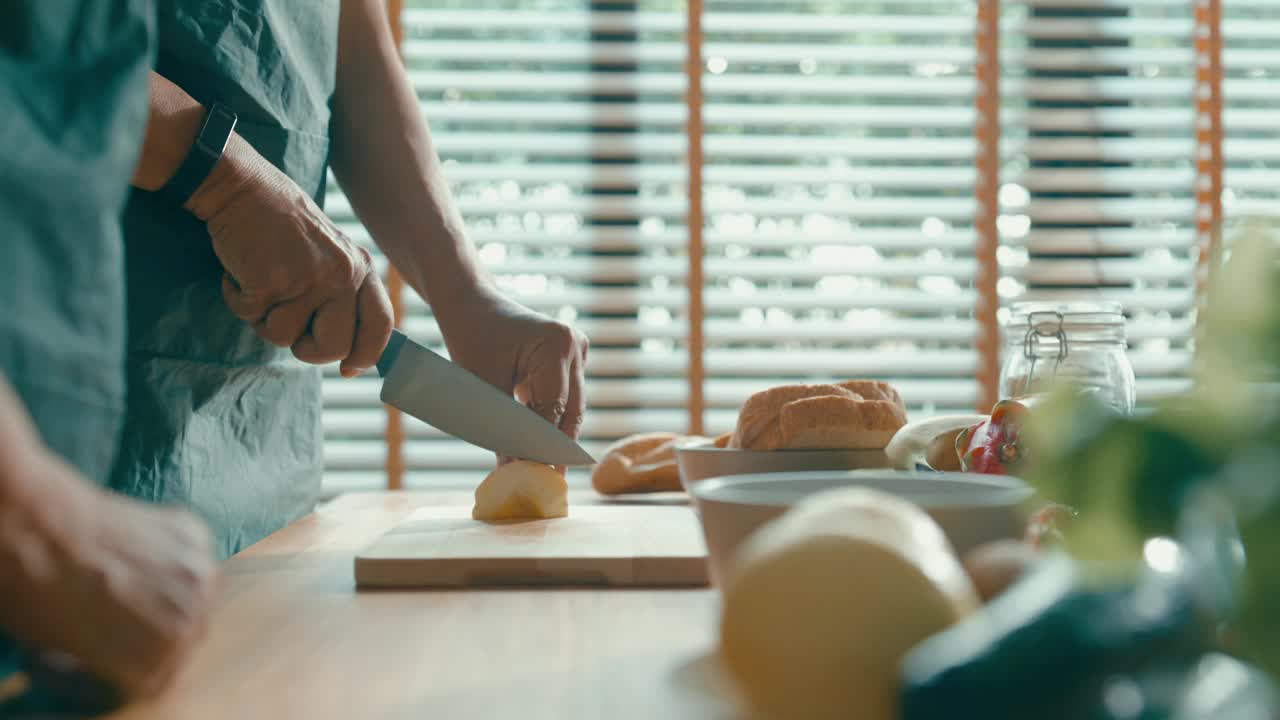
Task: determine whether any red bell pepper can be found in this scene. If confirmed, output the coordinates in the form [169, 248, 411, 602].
[956, 395, 1043, 475]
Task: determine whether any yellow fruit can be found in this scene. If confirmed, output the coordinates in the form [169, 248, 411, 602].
[719, 488, 978, 720]
[472, 461, 569, 522]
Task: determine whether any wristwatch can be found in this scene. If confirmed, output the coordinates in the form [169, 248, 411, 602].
[161, 102, 238, 207]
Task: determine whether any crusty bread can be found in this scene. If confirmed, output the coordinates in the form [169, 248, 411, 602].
[838, 380, 906, 414]
[729, 383, 861, 450]
[729, 381, 908, 451]
[779, 395, 908, 450]
[592, 431, 710, 495]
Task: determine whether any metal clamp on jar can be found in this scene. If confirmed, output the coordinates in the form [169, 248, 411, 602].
[999, 301, 1137, 414]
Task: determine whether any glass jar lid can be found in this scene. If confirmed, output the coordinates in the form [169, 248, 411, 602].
[1005, 301, 1125, 331]
[1005, 301, 1127, 346]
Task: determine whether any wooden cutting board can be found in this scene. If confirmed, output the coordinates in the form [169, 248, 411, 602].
[354, 505, 709, 588]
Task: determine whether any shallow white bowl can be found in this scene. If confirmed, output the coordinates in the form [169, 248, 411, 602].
[688, 470, 1034, 586]
[675, 444, 891, 492]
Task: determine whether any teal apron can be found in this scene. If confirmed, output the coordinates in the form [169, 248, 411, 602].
[0, 0, 152, 690]
[111, 0, 339, 559]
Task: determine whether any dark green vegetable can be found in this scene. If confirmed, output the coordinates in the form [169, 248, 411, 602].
[901, 557, 1212, 720]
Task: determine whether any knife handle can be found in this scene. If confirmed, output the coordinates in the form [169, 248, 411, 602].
[376, 330, 408, 378]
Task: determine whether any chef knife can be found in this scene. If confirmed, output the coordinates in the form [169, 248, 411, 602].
[376, 330, 595, 466]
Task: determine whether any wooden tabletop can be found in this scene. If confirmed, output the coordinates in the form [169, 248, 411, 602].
[104, 491, 741, 720]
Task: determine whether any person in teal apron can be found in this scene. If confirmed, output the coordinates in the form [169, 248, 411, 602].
[118, 0, 590, 559]
[0, 1, 217, 711]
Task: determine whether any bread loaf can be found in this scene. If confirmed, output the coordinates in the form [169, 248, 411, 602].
[591, 432, 709, 495]
[780, 395, 908, 450]
[729, 381, 907, 451]
[838, 380, 906, 408]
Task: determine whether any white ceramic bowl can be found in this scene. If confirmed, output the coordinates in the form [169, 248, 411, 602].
[688, 470, 1034, 586]
[675, 443, 891, 492]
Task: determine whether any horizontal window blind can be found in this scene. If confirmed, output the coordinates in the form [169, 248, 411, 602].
[1223, 0, 1280, 237]
[1001, 0, 1199, 403]
[700, 0, 983, 423]
[317, 0, 1242, 494]
[325, 0, 690, 492]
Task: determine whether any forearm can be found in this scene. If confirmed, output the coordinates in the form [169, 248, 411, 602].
[329, 0, 488, 317]
[0, 377, 85, 633]
[131, 72, 207, 191]
[128, 73, 279, 225]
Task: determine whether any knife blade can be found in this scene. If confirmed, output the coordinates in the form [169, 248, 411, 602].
[376, 330, 595, 466]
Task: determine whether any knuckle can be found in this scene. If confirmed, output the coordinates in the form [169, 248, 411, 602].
[295, 344, 340, 366]
[548, 323, 576, 354]
[364, 268, 389, 297]
[223, 287, 266, 323]
[330, 252, 357, 288]
[231, 301, 264, 323]
[532, 399, 568, 418]
[255, 322, 293, 348]
[361, 290, 395, 337]
[291, 345, 318, 364]
[354, 244, 375, 273]
[372, 305, 394, 335]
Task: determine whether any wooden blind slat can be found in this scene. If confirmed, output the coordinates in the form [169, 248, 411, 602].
[1193, 0, 1224, 370]
[685, 0, 706, 436]
[975, 0, 1001, 414]
[385, 0, 406, 490]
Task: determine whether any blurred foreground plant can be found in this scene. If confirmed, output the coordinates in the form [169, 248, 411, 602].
[1023, 223, 1280, 679]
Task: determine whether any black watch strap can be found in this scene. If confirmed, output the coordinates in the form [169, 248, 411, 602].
[161, 103, 237, 207]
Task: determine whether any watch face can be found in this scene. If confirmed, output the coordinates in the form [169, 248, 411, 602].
[196, 105, 237, 156]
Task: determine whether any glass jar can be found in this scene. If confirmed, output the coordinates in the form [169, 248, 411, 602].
[999, 301, 1137, 413]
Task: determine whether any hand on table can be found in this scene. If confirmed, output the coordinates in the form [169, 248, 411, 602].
[0, 452, 218, 703]
[437, 285, 589, 457]
[186, 136, 394, 377]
